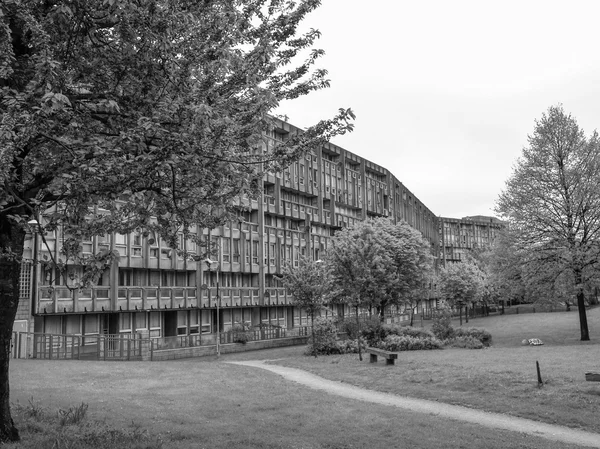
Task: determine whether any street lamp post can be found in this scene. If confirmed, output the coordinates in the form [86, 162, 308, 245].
[205, 258, 220, 357]
[27, 219, 41, 314]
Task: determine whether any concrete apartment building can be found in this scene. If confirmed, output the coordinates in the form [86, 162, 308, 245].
[12, 118, 441, 359]
[439, 215, 506, 265]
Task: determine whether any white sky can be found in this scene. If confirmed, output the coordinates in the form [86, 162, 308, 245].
[276, 0, 600, 218]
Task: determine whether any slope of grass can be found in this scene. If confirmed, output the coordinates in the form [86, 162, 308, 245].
[6, 307, 600, 448]
[9, 358, 582, 449]
[272, 307, 600, 433]
[445, 306, 599, 347]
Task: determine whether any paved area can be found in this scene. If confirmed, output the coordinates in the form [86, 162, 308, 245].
[228, 360, 600, 448]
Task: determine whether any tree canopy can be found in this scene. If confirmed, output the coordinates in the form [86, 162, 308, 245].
[0, 0, 353, 442]
[496, 105, 600, 340]
[327, 218, 433, 319]
[279, 256, 330, 356]
[438, 261, 483, 308]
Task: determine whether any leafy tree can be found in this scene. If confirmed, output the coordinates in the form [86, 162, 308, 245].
[279, 256, 330, 357]
[0, 0, 354, 442]
[486, 229, 590, 311]
[497, 105, 600, 340]
[484, 230, 528, 306]
[327, 218, 433, 360]
[438, 262, 484, 324]
[380, 219, 434, 318]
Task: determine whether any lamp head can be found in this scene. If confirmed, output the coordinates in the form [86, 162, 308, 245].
[204, 258, 218, 270]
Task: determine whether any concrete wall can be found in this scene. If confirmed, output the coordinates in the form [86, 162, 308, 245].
[147, 336, 309, 361]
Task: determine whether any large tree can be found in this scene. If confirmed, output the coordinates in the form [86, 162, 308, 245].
[279, 256, 330, 357]
[327, 218, 433, 358]
[438, 262, 483, 325]
[0, 0, 354, 442]
[497, 105, 600, 341]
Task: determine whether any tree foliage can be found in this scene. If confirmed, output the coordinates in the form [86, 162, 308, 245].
[0, 0, 354, 442]
[326, 218, 433, 360]
[328, 218, 433, 318]
[438, 262, 483, 308]
[496, 105, 600, 340]
[279, 256, 330, 356]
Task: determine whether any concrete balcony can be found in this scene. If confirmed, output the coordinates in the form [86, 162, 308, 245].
[37, 285, 198, 314]
[37, 286, 112, 314]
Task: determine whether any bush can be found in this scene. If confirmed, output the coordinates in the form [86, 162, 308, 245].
[229, 323, 251, 344]
[335, 338, 365, 354]
[450, 336, 484, 349]
[358, 317, 387, 345]
[305, 317, 340, 356]
[454, 327, 492, 347]
[431, 306, 455, 340]
[387, 325, 435, 339]
[377, 334, 443, 351]
[58, 402, 89, 426]
[335, 317, 360, 340]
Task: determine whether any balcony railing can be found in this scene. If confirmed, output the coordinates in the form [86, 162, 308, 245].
[38, 285, 198, 314]
[37, 285, 292, 314]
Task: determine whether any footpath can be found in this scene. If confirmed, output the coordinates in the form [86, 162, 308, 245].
[228, 360, 600, 448]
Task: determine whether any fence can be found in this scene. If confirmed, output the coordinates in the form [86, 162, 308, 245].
[150, 325, 310, 351]
[10, 324, 312, 361]
[14, 332, 146, 360]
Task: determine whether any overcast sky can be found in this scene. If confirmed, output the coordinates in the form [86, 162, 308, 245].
[276, 0, 600, 219]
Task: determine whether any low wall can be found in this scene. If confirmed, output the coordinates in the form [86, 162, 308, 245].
[148, 335, 309, 361]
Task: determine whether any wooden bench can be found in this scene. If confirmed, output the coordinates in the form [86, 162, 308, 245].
[365, 347, 398, 365]
[585, 372, 600, 382]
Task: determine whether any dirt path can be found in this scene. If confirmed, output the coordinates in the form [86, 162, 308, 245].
[228, 360, 600, 448]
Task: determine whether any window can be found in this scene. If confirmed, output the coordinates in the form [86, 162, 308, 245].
[135, 313, 147, 330]
[220, 238, 230, 263]
[119, 269, 131, 286]
[177, 311, 188, 335]
[119, 313, 132, 331]
[149, 312, 161, 329]
[232, 239, 240, 263]
[190, 310, 199, 334]
[84, 315, 98, 334]
[201, 311, 211, 333]
[252, 241, 259, 264]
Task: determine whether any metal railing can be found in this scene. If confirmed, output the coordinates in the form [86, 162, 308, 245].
[27, 332, 145, 360]
[14, 324, 311, 361]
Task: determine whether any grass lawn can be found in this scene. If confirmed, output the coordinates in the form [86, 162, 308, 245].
[271, 307, 600, 432]
[6, 307, 600, 448]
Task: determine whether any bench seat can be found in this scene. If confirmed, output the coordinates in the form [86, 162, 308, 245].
[365, 347, 399, 365]
[585, 372, 600, 382]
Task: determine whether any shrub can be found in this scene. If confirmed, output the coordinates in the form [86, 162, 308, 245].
[58, 402, 88, 426]
[229, 323, 251, 344]
[360, 318, 388, 345]
[335, 338, 365, 354]
[454, 327, 492, 346]
[450, 336, 484, 349]
[387, 325, 435, 339]
[335, 317, 360, 340]
[306, 317, 340, 356]
[431, 306, 455, 340]
[19, 398, 45, 421]
[377, 334, 443, 351]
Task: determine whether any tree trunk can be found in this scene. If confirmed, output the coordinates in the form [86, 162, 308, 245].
[355, 305, 362, 361]
[574, 268, 590, 341]
[310, 312, 316, 358]
[377, 305, 385, 323]
[0, 216, 26, 443]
